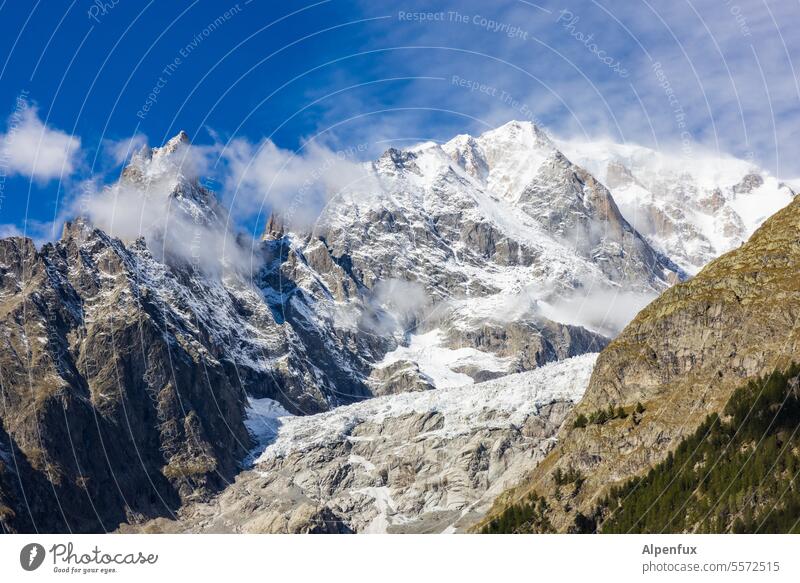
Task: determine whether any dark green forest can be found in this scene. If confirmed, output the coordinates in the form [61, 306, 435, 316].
[483, 364, 800, 533]
[596, 364, 800, 533]
[481, 493, 554, 534]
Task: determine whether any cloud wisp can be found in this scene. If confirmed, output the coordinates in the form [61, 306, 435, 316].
[219, 136, 375, 231]
[102, 133, 149, 166]
[0, 104, 82, 182]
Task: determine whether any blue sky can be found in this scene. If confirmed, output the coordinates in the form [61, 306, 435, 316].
[1, 0, 798, 241]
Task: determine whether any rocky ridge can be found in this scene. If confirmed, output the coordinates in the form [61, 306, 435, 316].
[0, 122, 793, 533]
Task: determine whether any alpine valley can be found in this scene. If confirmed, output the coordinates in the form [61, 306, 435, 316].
[0, 121, 796, 534]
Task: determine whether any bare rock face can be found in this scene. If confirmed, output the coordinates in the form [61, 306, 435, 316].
[481, 194, 800, 532]
[516, 151, 671, 287]
[443, 319, 606, 372]
[367, 360, 435, 395]
[733, 172, 765, 194]
[0, 230, 250, 533]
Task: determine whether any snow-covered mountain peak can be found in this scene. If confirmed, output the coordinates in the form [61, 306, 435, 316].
[439, 121, 556, 202]
[160, 129, 190, 153]
[480, 119, 552, 147]
[123, 131, 198, 185]
[116, 132, 221, 229]
[374, 147, 422, 177]
[558, 138, 796, 273]
[372, 122, 571, 206]
[303, 122, 683, 382]
[441, 134, 488, 181]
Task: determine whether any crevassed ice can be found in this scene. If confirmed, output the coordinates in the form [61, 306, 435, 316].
[246, 353, 598, 464]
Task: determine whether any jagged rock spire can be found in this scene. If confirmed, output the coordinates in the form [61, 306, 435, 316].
[61, 217, 93, 241]
[161, 130, 190, 154]
[263, 212, 285, 240]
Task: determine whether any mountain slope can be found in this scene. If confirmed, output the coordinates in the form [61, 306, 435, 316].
[293, 121, 682, 390]
[0, 125, 596, 533]
[0, 135, 374, 533]
[595, 365, 800, 534]
[1, 123, 794, 534]
[480, 193, 800, 532]
[0, 228, 250, 533]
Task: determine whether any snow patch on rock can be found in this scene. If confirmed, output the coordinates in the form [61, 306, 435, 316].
[375, 329, 512, 388]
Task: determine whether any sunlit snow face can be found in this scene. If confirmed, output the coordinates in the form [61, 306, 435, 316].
[557, 138, 795, 275]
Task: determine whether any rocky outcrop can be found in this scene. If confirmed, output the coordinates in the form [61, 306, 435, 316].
[443, 316, 606, 372]
[0, 230, 250, 533]
[367, 360, 435, 395]
[480, 194, 800, 532]
[517, 151, 675, 287]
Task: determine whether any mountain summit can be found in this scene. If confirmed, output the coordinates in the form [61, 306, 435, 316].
[0, 124, 794, 533]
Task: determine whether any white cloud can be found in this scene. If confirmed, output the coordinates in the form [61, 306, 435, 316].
[77, 138, 255, 277]
[103, 133, 148, 165]
[220, 137, 377, 230]
[0, 219, 62, 246]
[0, 224, 23, 238]
[539, 287, 656, 338]
[360, 278, 431, 335]
[0, 105, 81, 181]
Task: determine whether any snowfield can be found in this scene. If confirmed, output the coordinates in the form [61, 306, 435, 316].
[174, 353, 599, 534]
[374, 328, 513, 388]
[247, 353, 597, 463]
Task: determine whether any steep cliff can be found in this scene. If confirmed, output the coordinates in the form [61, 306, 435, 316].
[0, 229, 250, 532]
